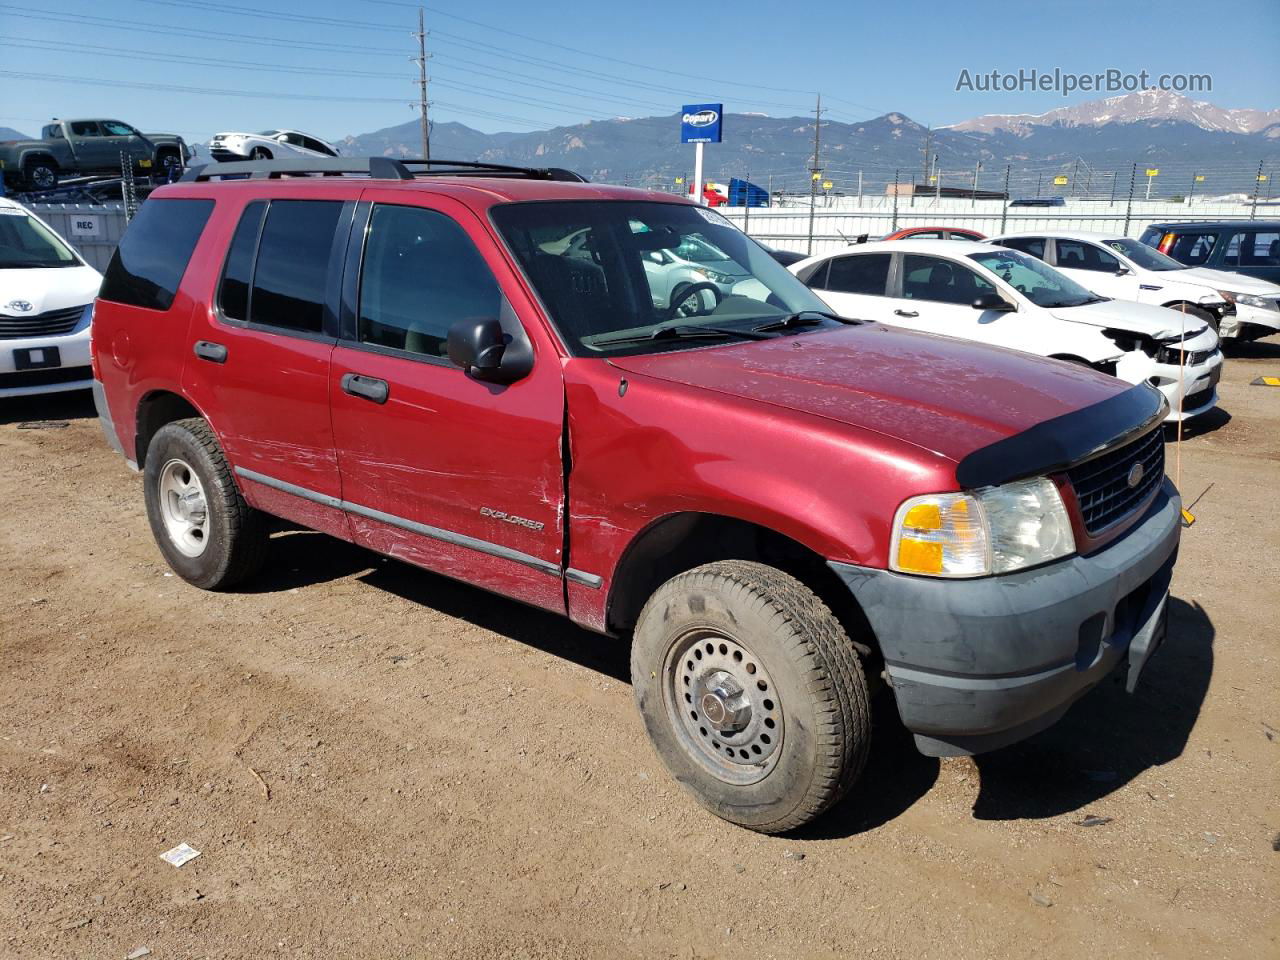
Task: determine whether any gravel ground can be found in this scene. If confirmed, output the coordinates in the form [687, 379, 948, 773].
[1, 343, 1277, 960]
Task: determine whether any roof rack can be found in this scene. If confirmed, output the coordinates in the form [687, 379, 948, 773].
[180, 157, 588, 184]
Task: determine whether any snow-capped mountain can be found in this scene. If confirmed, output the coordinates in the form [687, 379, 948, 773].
[946, 90, 1280, 137]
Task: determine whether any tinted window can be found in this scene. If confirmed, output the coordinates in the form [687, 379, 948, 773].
[1054, 240, 1119, 272]
[218, 201, 267, 321]
[358, 205, 502, 357]
[999, 237, 1046, 259]
[102, 120, 134, 136]
[902, 254, 996, 305]
[249, 200, 342, 333]
[69, 121, 101, 137]
[100, 198, 214, 311]
[823, 254, 890, 295]
[1224, 230, 1280, 267]
[1168, 232, 1217, 264]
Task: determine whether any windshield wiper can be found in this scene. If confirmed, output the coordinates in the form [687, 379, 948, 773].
[593, 322, 779, 347]
[751, 310, 854, 333]
[1044, 295, 1110, 308]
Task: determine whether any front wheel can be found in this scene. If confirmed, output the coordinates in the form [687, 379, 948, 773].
[249, 147, 272, 160]
[631, 560, 871, 833]
[143, 418, 267, 590]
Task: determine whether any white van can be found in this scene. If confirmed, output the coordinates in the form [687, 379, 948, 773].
[0, 198, 102, 398]
[790, 239, 1222, 421]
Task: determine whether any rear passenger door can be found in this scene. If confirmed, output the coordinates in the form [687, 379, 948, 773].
[328, 193, 567, 614]
[182, 196, 353, 540]
[885, 253, 1014, 347]
[1222, 229, 1280, 284]
[805, 252, 892, 322]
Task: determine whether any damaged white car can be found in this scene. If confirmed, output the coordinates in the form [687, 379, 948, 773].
[791, 239, 1222, 421]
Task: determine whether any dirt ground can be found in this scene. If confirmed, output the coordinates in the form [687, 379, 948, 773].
[2, 346, 1278, 960]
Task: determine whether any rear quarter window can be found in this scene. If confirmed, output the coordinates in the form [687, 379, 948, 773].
[99, 198, 214, 311]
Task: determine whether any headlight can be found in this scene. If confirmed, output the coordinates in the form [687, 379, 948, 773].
[694, 267, 737, 285]
[1218, 290, 1274, 310]
[890, 477, 1076, 578]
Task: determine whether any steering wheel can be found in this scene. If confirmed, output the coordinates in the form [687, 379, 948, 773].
[663, 282, 723, 323]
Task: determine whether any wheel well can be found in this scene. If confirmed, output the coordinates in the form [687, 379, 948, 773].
[1160, 300, 1207, 314]
[135, 391, 201, 466]
[23, 153, 58, 170]
[606, 512, 878, 660]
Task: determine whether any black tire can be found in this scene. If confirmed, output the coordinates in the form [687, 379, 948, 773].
[143, 418, 268, 590]
[631, 560, 871, 833]
[249, 147, 272, 160]
[22, 157, 58, 191]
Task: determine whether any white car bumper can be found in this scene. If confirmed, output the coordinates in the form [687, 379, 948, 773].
[0, 310, 94, 399]
[1112, 325, 1222, 422]
[1225, 300, 1280, 337]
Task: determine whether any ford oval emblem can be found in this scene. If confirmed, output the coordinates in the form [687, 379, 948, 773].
[6, 300, 33, 312]
[1127, 462, 1144, 489]
[683, 109, 719, 127]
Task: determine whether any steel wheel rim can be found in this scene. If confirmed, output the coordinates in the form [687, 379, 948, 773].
[663, 629, 784, 786]
[157, 458, 210, 558]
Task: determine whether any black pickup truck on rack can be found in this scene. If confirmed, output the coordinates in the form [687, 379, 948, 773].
[0, 119, 192, 192]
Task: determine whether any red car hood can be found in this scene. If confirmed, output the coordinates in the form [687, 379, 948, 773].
[608, 325, 1127, 464]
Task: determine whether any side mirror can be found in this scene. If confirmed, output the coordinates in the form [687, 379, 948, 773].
[1115, 266, 1131, 276]
[972, 293, 1015, 312]
[447, 317, 530, 384]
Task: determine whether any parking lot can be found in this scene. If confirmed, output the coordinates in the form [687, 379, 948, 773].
[0, 343, 1277, 960]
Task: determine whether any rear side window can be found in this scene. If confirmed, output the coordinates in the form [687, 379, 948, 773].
[824, 254, 890, 295]
[357, 204, 502, 358]
[1167, 232, 1217, 264]
[1224, 230, 1280, 267]
[999, 237, 1046, 259]
[218, 201, 267, 321]
[249, 200, 343, 333]
[99, 198, 214, 311]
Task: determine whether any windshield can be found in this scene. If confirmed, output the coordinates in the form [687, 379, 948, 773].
[1103, 236, 1186, 272]
[0, 210, 79, 268]
[968, 249, 1102, 308]
[492, 201, 836, 356]
[256, 129, 280, 136]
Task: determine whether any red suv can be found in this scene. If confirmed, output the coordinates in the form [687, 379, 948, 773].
[92, 158, 1182, 833]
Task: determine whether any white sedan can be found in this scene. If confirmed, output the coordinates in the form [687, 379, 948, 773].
[790, 239, 1222, 421]
[209, 129, 340, 163]
[989, 229, 1280, 341]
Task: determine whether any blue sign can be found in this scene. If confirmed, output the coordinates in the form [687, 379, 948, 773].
[681, 103, 723, 144]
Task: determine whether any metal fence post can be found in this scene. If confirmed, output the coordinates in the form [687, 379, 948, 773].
[1251, 159, 1264, 219]
[1122, 163, 1136, 235]
[1000, 164, 1011, 232]
[892, 168, 899, 231]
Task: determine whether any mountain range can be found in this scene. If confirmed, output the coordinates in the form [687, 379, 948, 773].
[336, 92, 1278, 196]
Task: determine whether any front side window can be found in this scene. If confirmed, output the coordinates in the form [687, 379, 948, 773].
[100, 198, 214, 310]
[1054, 240, 1120, 273]
[999, 237, 1047, 260]
[248, 200, 343, 333]
[1224, 230, 1280, 267]
[901, 254, 996, 305]
[0, 211, 79, 268]
[968, 249, 1100, 309]
[1167, 232, 1218, 264]
[101, 121, 134, 136]
[357, 205, 502, 358]
[823, 254, 890, 296]
[492, 201, 833, 357]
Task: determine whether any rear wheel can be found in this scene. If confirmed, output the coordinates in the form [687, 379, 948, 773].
[631, 560, 871, 833]
[22, 157, 58, 191]
[143, 419, 267, 590]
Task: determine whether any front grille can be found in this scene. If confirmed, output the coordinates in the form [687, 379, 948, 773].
[1156, 344, 1217, 366]
[1067, 426, 1165, 535]
[0, 365, 92, 389]
[0, 305, 86, 340]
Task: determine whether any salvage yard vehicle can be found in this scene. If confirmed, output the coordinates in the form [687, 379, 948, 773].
[0, 119, 191, 192]
[208, 129, 341, 163]
[93, 158, 1182, 833]
[882, 226, 985, 242]
[992, 229, 1280, 342]
[0, 197, 101, 398]
[792, 240, 1223, 421]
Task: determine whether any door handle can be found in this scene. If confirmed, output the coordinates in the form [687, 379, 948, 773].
[193, 340, 228, 363]
[341, 373, 389, 404]
[894, 309, 919, 318]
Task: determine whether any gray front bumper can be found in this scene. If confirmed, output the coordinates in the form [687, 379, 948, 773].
[830, 479, 1181, 757]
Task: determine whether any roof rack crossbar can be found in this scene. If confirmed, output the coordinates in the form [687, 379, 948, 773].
[179, 157, 587, 184]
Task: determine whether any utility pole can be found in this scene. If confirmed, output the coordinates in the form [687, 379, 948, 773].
[934, 155, 941, 201]
[1070, 158, 1079, 197]
[413, 7, 431, 161]
[807, 93, 824, 255]
[921, 126, 932, 185]
[892, 168, 900, 231]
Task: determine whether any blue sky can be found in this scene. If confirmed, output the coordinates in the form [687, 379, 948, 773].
[1, 0, 1276, 142]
